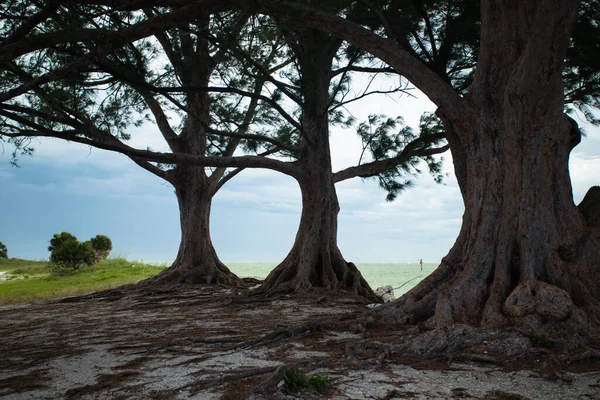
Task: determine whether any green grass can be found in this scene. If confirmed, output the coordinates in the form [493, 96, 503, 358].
[283, 367, 330, 394]
[0, 258, 50, 275]
[0, 258, 166, 305]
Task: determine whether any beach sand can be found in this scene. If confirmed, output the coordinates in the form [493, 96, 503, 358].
[1, 285, 598, 399]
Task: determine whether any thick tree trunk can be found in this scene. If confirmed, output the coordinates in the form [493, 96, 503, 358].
[370, 0, 600, 348]
[147, 166, 242, 286]
[259, 30, 376, 300]
[260, 124, 376, 300]
[260, 156, 376, 300]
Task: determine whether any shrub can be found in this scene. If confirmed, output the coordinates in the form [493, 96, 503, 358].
[283, 367, 329, 394]
[49, 239, 97, 276]
[0, 241, 7, 259]
[90, 234, 112, 259]
[48, 232, 78, 252]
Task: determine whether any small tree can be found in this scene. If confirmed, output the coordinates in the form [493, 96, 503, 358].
[0, 241, 7, 259]
[48, 232, 78, 253]
[90, 235, 112, 260]
[49, 240, 97, 275]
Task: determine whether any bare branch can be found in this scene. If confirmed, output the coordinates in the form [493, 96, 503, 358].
[213, 147, 281, 193]
[199, 86, 302, 131]
[331, 65, 397, 77]
[129, 157, 174, 182]
[206, 127, 300, 153]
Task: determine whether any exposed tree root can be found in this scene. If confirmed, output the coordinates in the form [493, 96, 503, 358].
[240, 322, 330, 350]
[177, 366, 279, 395]
[259, 255, 379, 303]
[142, 258, 243, 287]
[251, 363, 305, 397]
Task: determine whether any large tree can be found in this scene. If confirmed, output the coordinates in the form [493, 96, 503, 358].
[0, 2, 297, 285]
[278, 0, 600, 347]
[1, 1, 448, 298]
[218, 12, 447, 298]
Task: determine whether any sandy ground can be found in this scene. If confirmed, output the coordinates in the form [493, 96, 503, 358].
[1, 285, 599, 399]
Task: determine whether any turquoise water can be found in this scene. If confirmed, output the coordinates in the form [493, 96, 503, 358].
[227, 262, 438, 297]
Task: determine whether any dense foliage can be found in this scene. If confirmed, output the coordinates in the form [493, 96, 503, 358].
[90, 234, 112, 259]
[48, 232, 78, 253]
[47, 232, 113, 275]
[0, 241, 7, 259]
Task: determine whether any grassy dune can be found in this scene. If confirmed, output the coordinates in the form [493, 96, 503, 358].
[0, 258, 166, 305]
[1, 258, 438, 305]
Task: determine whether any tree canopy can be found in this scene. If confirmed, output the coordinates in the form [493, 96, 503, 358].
[0, 1, 449, 290]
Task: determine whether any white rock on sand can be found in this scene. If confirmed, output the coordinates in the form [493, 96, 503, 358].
[375, 285, 396, 303]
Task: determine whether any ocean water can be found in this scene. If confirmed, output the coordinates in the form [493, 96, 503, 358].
[227, 262, 438, 297]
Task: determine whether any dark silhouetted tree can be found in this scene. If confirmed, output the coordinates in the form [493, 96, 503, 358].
[279, 0, 600, 349]
[0, 241, 7, 259]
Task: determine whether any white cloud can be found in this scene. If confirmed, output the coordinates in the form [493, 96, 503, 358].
[64, 168, 172, 200]
[215, 172, 301, 214]
[570, 153, 600, 203]
[127, 122, 172, 152]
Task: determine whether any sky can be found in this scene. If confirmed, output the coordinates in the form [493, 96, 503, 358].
[1, 82, 599, 264]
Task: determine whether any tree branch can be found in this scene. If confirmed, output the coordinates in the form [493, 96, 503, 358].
[206, 127, 299, 153]
[333, 134, 448, 183]
[197, 86, 302, 131]
[0, 0, 233, 62]
[213, 33, 304, 106]
[331, 65, 397, 77]
[93, 57, 180, 150]
[129, 157, 173, 182]
[213, 147, 281, 193]
[261, 2, 468, 122]
[2, 1, 61, 46]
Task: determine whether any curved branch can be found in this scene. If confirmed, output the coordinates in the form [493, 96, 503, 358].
[0, 0, 233, 62]
[206, 127, 300, 153]
[92, 58, 180, 150]
[262, 2, 467, 121]
[129, 157, 173, 182]
[213, 147, 282, 193]
[196, 86, 302, 131]
[0, 58, 97, 103]
[2, 119, 299, 178]
[331, 65, 397, 77]
[331, 86, 413, 111]
[333, 134, 448, 183]
[2, 2, 61, 46]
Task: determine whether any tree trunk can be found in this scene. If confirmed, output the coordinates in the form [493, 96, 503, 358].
[259, 30, 376, 301]
[370, 0, 600, 348]
[147, 166, 242, 286]
[260, 125, 376, 301]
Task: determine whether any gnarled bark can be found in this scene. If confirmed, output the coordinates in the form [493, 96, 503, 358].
[369, 0, 600, 349]
[260, 149, 376, 300]
[146, 166, 242, 287]
[259, 29, 376, 300]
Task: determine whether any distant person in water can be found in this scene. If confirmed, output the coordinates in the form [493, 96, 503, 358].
[419, 259, 423, 271]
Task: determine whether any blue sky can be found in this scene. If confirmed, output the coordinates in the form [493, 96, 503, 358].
[1, 89, 599, 264]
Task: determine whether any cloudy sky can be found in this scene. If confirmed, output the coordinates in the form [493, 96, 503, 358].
[1, 80, 599, 264]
